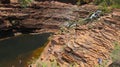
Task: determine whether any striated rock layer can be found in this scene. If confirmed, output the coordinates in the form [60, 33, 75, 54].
[0, 1, 95, 38]
[32, 9, 120, 67]
[0, 1, 120, 67]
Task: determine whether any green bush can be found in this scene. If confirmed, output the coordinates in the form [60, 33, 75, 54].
[94, 0, 120, 8]
[19, 0, 33, 7]
[111, 41, 120, 61]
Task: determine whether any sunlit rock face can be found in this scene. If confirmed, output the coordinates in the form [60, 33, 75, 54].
[10, 0, 18, 3]
[32, 9, 120, 67]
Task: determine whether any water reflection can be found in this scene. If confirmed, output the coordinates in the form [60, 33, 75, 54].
[0, 33, 51, 67]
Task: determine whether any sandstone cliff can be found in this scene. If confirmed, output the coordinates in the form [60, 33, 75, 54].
[0, 1, 95, 38]
[32, 8, 120, 67]
[0, 1, 120, 67]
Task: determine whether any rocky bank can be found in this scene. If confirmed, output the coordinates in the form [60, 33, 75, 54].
[0, 1, 120, 67]
[32, 8, 120, 67]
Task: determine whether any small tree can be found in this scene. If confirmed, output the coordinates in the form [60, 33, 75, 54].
[19, 0, 33, 7]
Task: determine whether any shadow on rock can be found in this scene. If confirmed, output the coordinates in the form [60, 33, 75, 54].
[109, 60, 120, 67]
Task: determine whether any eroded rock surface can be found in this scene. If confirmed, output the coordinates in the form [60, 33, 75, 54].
[1, 1, 120, 67]
[0, 1, 95, 37]
[33, 10, 120, 67]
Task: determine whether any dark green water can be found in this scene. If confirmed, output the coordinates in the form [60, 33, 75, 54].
[0, 33, 51, 67]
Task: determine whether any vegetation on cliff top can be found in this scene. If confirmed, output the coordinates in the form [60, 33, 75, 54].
[94, 0, 120, 8]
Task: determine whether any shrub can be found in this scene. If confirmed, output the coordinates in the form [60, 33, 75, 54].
[94, 0, 120, 8]
[110, 41, 120, 62]
[19, 0, 33, 7]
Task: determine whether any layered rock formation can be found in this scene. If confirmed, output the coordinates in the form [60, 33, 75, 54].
[0, 1, 120, 67]
[32, 9, 120, 67]
[0, 1, 95, 38]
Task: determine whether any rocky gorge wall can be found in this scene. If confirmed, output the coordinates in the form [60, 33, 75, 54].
[32, 7, 120, 67]
[0, 1, 120, 67]
[0, 1, 96, 38]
